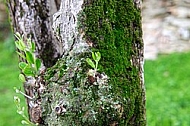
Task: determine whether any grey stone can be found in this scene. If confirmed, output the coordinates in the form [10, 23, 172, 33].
[143, 0, 190, 60]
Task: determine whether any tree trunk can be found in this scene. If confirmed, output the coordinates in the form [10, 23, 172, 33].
[7, 0, 146, 125]
[7, 0, 61, 124]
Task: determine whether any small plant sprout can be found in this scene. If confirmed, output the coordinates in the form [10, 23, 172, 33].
[14, 33, 41, 125]
[15, 33, 41, 77]
[14, 96, 38, 125]
[86, 52, 101, 76]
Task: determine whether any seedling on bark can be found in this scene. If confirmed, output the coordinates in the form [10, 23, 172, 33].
[86, 52, 101, 76]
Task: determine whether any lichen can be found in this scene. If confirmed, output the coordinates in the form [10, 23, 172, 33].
[42, 55, 122, 126]
[41, 0, 145, 125]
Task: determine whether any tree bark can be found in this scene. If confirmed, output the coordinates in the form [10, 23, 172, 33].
[91, 0, 146, 124]
[7, 0, 60, 124]
[7, 0, 60, 67]
[7, 0, 146, 125]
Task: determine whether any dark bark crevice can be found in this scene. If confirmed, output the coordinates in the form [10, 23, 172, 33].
[54, 0, 61, 10]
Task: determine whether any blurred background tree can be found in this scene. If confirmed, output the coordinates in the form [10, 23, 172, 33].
[0, 0, 10, 40]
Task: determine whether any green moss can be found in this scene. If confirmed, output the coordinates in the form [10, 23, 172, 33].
[83, 0, 145, 125]
[42, 0, 145, 125]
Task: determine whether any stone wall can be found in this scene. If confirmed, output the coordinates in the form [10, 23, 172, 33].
[143, 0, 190, 59]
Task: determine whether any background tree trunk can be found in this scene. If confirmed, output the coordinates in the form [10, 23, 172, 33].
[7, 0, 146, 125]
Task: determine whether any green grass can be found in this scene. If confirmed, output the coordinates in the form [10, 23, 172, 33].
[1, 39, 190, 126]
[145, 53, 190, 126]
[0, 42, 26, 126]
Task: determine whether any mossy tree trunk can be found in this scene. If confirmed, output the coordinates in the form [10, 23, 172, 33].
[8, 0, 146, 125]
[82, 0, 146, 125]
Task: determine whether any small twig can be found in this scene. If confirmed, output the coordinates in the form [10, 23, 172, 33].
[15, 87, 35, 101]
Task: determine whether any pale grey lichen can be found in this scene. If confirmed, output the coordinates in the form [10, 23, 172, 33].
[52, 0, 88, 57]
[41, 0, 124, 125]
[42, 64, 122, 125]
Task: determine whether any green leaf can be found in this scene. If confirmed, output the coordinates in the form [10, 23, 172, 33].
[19, 39, 26, 50]
[31, 41, 35, 52]
[19, 74, 26, 82]
[95, 52, 101, 62]
[14, 87, 20, 93]
[27, 39, 35, 52]
[14, 96, 20, 104]
[35, 58, 41, 71]
[19, 62, 28, 70]
[25, 50, 34, 64]
[15, 41, 20, 49]
[17, 110, 23, 115]
[21, 120, 29, 125]
[15, 41, 24, 51]
[15, 32, 21, 40]
[14, 33, 26, 51]
[92, 52, 96, 61]
[16, 51, 26, 59]
[86, 58, 95, 69]
[23, 66, 34, 76]
[22, 107, 25, 111]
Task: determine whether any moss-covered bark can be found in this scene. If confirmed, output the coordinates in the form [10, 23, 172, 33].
[8, 0, 145, 125]
[42, 0, 145, 125]
[83, 0, 145, 125]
